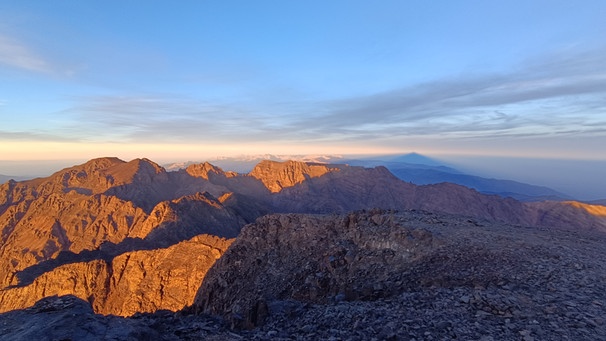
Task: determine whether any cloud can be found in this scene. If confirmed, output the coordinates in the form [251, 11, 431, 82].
[0, 129, 75, 142]
[37, 46, 606, 153]
[62, 94, 292, 143]
[0, 34, 51, 73]
[286, 47, 606, 140]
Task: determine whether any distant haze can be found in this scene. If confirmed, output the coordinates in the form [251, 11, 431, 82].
[439, 156, 606, 201]
[1, 154, 604, 201]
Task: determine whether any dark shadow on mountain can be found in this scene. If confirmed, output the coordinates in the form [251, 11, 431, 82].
[102, 166, 271, 213]
[63, 187, 93, 195]
[388, 167, 571, 202]
[12, 191, 270, 288]
[338, 156, 571, 202]
[13, 237, 153, 287]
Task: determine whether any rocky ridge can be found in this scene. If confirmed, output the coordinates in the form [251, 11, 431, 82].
[0, 157, 259, 290]
[196, 209, 606, 339]
[0, 157, 605, 320]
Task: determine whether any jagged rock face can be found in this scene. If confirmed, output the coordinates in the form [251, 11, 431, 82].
[194, 211, 447, 328]
[193, 210, 606, 334]
[249, 160, 342, 193]
[0, 192, 147, 287]
[186, 163, 271, 201]
[0, 157, 258, 289]
[0, 234, 232, 316]
[186, 162, 238, 180]
[0, 189, 244, 289]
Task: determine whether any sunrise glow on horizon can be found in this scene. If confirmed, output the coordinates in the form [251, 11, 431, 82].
[1, 1, 605, 199]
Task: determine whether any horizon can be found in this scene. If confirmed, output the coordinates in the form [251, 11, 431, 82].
[1, 2, 605, 199]
[1, 152, 605, 201]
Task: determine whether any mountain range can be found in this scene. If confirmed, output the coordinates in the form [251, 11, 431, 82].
[164, 153, 574, 202]
[0, 156, 605, 321]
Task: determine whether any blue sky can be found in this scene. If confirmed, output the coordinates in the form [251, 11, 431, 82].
[1, 1, 606, 198]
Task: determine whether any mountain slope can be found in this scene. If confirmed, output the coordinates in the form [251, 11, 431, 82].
[0, 234, 232, 316]
[0, 158, 260, 289]
[388, 166, 570, 201]
[0, 157, 605, 318]
[338, 153, 570, 201]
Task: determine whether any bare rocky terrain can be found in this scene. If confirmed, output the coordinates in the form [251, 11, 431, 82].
[1, 210, 606, 340]
[0, 158, 605, 339]
[192, 210, 606, 340]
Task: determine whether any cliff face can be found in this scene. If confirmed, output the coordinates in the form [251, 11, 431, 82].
[0, 157, 270, 316]
[249, 160, 342, 193]
[0, 157, 261, 289]
[0, 192, 147, 287]
[0, 234, 232, 316]
[194, 211, 445, 327]
[0, 187, 246, 289]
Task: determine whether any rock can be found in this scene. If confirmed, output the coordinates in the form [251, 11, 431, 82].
[248, 160, 339, 193]
[193, 211, 443, 328]
[0, 234, 233, 316]
[0, 295, 160, 340]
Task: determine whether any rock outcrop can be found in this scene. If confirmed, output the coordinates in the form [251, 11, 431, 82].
[194, 210, 443, 327]
[249, 160, 342, 193]
[193, 210, 606, 339]
[0, 234, 232, 316]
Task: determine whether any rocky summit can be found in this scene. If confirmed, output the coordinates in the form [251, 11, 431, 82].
[192, 210, 606, 339]
[0, 158, 606, 339]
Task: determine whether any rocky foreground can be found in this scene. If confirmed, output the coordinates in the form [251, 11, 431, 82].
[2, 210, 606, 340]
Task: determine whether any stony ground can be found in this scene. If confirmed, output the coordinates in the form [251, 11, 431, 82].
[1, 210, 606, 340]
[233, 212, 606, 340]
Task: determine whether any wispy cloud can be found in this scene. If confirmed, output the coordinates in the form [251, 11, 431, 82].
[0, 34, 51, 73]
[287, 47, 606, 140]
[44, 47, 606, 148]
[62, 95, 289, 143]
[0, 129, 75, 142]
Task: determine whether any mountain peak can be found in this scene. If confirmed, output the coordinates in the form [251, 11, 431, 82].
[70, 157, 126, 173]
[384, 152, 444, 166]
[186, 162, 230, 180]
[249, 160, 340, 193]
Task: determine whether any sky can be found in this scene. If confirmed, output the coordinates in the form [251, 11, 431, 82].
[0, 1, 605, 198]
